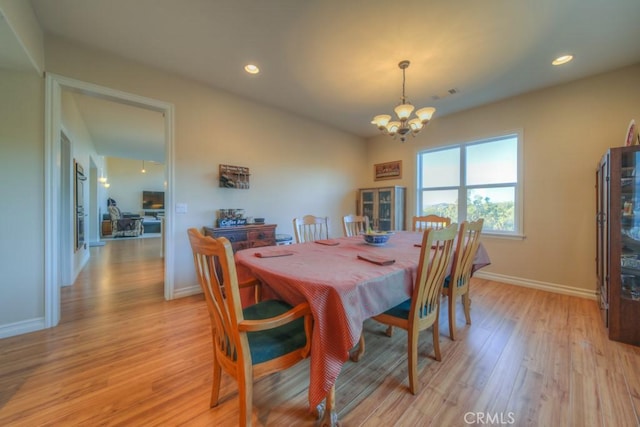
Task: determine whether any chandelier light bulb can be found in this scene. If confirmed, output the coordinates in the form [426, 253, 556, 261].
[416, 107, 436, 122]
[372, 114, 391, 129]
[394, 103, 415, 120]
[387, 121, 401, 135]
[408, 118, 423, 131]
[372, 60, 436, 142]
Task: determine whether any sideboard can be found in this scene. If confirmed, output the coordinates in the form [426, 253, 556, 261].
[203, 224, 276, 253]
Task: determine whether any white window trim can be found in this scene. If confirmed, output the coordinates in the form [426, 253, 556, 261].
[416, 129, 524, 239]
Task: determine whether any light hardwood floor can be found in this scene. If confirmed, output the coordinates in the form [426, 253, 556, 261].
[1, 237, 639, 426]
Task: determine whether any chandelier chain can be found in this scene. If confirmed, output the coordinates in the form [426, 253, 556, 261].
[401, 67, 406, 104]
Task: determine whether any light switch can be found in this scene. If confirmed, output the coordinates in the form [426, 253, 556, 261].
[175, 203, 187, 214]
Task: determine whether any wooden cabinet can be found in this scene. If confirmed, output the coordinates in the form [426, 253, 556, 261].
[596, 146, 640, 346]
[203, 224, 276, 253]
[101, 220, 112, 237]
[358, 186, 406, 231]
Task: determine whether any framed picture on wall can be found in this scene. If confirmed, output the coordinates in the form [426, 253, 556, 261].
[374, 160, 402, 181]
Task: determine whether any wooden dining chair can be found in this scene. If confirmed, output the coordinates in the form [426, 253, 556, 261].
[187, 228, 313, 426]
[412, 214, 451, 232]
[443, 218, 484, 340]
[342, 214, 370, 237]
[372, 223, 458, 395]
[292, 215, 329, 243]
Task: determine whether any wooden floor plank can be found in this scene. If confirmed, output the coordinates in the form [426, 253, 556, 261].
[1, 237, 639, 426]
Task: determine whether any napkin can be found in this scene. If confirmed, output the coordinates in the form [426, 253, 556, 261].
[254, 250, 294, 258]
[314, 239, 340, 246]
[357, 254, 395, 266]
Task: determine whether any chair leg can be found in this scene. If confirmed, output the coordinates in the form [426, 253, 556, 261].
[462, 292, 472, 325]
[407, 327, 419, 395]
[210, 355, 222, 407]
[448, 289, 457, 341]
[385, 325, 394, 337]
[432, 311, 442, 362]
[238, 370, 253, 427]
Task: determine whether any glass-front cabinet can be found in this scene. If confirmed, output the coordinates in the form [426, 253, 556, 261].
[358, 186, 406, 232]
[597, 146, 640, 346]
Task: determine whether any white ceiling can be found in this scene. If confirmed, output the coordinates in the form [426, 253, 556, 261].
[70, 93, 166, 163]
[5, 0, 640, 158]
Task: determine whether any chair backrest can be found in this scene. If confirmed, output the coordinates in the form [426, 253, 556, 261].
[411, 223, 458, 325]
[448, 219, 484, 294]
[412, 215, 451, 232]
[293, 215, 329, 243]
[342, 214, 370, 237]
[108, 204, 122, 220]
[187, 228, 249, 366]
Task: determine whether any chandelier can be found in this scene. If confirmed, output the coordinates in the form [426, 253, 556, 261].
[371, 60, 435, 142]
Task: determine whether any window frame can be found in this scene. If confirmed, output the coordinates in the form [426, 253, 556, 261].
[416, 130, 524, 238]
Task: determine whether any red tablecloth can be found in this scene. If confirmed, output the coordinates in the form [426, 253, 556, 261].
[235, 231, 490, 409]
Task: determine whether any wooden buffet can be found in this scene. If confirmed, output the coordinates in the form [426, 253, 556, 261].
[203, 224, 276, 253]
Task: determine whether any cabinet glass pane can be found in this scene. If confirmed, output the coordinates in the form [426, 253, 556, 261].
[361, 190, 375, 224]
[378, 190, 392, 203]
[620, 151, 640, 301]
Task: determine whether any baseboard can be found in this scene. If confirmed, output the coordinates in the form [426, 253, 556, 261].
[172, 284, 202, 299]
[474, 271, 597, 300]
[0, 317, 45, 339]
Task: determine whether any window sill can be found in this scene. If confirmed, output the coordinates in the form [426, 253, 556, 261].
[482, 232, 525, 241]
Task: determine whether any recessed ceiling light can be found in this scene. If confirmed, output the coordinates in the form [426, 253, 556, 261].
[244, 64, 260, 74]
[552, 55, 574, 66]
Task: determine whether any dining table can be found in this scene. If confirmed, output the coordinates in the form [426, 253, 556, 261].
[234, 230, 491, 425]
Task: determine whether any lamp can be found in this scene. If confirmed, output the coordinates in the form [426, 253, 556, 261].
[371, 60, 435, 142]
[141, 160, 146, 173]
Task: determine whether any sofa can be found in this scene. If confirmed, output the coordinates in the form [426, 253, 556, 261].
[108, 205, 144, 237]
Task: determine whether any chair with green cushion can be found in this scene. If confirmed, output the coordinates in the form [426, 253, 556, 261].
[372, 223, 458, 395]
[443, 218, 484, 340]
[187, 228, 313, 427]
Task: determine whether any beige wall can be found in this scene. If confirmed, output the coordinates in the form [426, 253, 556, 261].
[44, 36, 368, 294]
[0, 69, 44, 327]
[61, 90, 102, 281]
[366, 63, 640, 295]
[106, 157, 165, 215]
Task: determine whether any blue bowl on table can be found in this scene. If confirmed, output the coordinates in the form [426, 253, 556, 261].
[363, 232, 393, 245]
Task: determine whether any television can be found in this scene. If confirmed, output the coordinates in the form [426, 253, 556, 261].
[142, 191, 165, 210]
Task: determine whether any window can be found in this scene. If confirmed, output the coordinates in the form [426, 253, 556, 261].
[417, 132, 522, 236]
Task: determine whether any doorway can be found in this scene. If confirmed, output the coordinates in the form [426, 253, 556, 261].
[44, 73, 175, 328]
